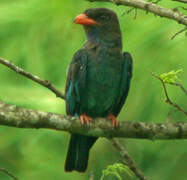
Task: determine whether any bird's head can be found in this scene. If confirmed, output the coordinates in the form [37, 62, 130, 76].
[74, 8, 122, 47]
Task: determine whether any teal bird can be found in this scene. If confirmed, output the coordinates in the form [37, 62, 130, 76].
[65, 8, 133, 172]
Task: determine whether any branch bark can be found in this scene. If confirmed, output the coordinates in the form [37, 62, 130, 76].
[0, 101, 186, 139]
[0, 168, 18, 180]
[110, 138, 148, 180]
[87, 0, 187, 26]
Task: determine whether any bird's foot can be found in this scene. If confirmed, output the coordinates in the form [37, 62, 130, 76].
[80, 114, 92, 125]
[107, 114, 118, 127]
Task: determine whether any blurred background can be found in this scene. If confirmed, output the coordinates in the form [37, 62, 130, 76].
[0, 0, 186, 179]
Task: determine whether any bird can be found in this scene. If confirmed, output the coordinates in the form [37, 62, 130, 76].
[65, 8, 133, 172]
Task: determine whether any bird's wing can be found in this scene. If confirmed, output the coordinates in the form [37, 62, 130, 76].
[112, 52, 133, 116]
[65, 49, 88, 115]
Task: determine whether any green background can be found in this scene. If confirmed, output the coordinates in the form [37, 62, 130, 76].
[0, 0, 186, 179]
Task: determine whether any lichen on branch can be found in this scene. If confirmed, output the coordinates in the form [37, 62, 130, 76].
[0, 101, 187, 140]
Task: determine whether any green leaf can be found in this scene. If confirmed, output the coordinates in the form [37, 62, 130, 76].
[100, 163, 134, 180]
[159, 69, 183, 83]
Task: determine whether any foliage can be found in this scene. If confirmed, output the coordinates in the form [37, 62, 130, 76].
[100, 163, 133, 180]
[159, 69, 183, 83]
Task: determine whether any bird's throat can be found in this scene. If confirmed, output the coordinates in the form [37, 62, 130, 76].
[84, 26, 122, 49]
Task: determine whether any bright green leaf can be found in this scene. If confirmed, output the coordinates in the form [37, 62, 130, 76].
[159, 69, 183, 83]
[100, 163, 134, 180]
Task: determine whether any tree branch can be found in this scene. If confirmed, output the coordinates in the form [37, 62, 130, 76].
[169, 82, 187, 96]
[0, 101, 186, 139]
[151, 72, 187, 116]
[0, 168, 18, 180]
[172, 0, 187, 3]
[170, 27, 187, 39]
[110, 139, 148, 180]
[87, 0, 187, 26]
[0, 57, 65, 100]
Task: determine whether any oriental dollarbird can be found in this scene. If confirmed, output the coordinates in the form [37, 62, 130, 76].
[65, 8, 133, 172]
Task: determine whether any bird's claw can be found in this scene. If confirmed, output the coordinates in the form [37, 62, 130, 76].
[107, 114, 118, 127]
[80, 114, 92, 125]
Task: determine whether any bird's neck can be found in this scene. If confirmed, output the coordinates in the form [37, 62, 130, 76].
[84, 27, 122, 50]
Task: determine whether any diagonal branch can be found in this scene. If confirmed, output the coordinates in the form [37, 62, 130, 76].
[110, 138, 148, 180]
[169, 82, 187, 96]
[0, 57, 65, 100]
[0, 168, 18, 180]
[0, 101, 187, 139]
[87, 0, 187, 26]
[170, 27, 187, 39]
[151, 72, 187, 116]
[172, 0, 187, 3]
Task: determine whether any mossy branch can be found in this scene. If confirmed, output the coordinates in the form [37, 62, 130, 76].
[0, 101, 186, 140]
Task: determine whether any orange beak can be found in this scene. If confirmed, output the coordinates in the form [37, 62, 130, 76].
[74, 14, 99, 26]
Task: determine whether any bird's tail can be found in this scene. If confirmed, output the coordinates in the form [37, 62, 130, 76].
[65, 133, 97, 172]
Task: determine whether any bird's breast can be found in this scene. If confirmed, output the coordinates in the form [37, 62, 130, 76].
[80, 52, 123, 117]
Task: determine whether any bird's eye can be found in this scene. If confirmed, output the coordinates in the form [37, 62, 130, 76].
[100, 15, 106, 19]
[100, 15, 109, 20]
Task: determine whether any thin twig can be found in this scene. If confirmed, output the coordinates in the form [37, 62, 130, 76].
[170, 27, 187, 39]
[0, 57, 65, 100]
[169, 82, 187, 96]
[172, 0, 187, 3]
[0, 168, 18, 180]
[122, 7, 138, 19]
[174, 6, 187, 11]
[122, 7, 135, 16]
[110, 139, 148, 180]
[152, 0, 162, 4]
[121, 7, 137, 19]
[134, 8, 138, 19]
[87, 0, 187, 26]
[151, 72, 187, 116]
